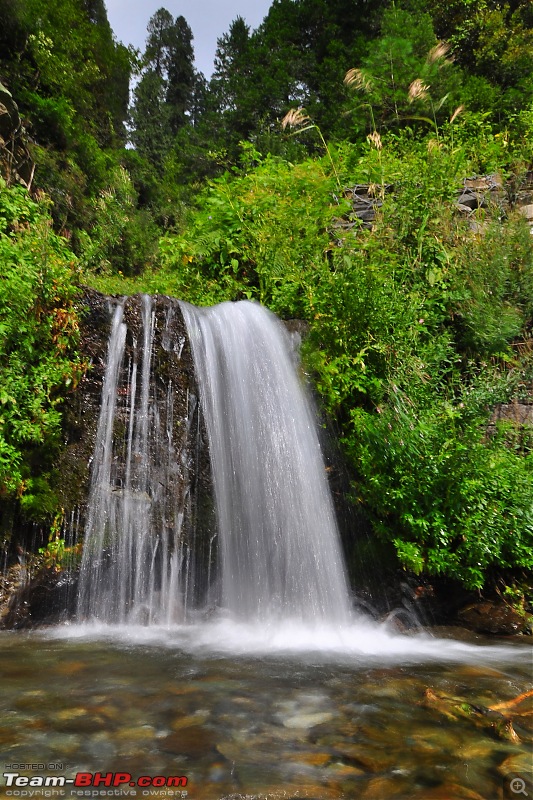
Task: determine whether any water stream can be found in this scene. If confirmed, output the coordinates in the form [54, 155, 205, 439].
[77, 297, 354, 627]
[77, 296, 205, 625]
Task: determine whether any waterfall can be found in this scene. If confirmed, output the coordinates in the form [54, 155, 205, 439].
[180, 300, 352, 624]
[78, 296, 352, 626]
[77, 295, 208, 624]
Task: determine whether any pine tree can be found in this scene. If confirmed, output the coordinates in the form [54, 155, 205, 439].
[131, 8, 200, 167]
[145, 7, 175, 78]
[208, 17, 254, 144]
[166, 15, 196, 135]
[211, 16, 251, 115]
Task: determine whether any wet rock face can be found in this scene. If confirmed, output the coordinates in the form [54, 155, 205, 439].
[58, 290, 213, 537]
[2, 290, 215, 627]
[1, 567, 78, 628]
[54, 288, 113, 516]
[491, 401, 533, 427]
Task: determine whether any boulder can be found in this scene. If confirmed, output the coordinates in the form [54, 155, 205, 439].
[456, 600, 531, 635]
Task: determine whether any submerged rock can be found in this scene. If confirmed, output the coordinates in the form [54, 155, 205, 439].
[282, 712, 335, 729]
[160, 725, 216, 757]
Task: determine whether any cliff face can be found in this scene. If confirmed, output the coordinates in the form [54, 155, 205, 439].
[56, 290, 212, 526]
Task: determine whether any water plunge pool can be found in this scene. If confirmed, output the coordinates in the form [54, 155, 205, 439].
[0, 623, 530, 799]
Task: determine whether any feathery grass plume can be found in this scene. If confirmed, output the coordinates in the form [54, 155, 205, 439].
[408, 79, 430, 104]
[449, 105, 464, 124]
[344, 68, 372, 93]
[280, 107, 340, 189]
[427, 41, 452, 65]
[427, 42, 451, 64]
[367, 130, 382, 151]
[281, 107, 310, 131]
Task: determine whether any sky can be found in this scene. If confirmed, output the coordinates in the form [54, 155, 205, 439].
[104, 0, 273, 79]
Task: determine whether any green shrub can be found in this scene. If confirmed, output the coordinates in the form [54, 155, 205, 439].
[348, 381, 533, 589]
[0, 181, 82, 510]
[78, 167, 160, 277]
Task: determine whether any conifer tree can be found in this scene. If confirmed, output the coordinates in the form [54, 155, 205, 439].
[130, 8, 200, 168]
[208, 17, 254, 144]
[130, 69, 172, 169]
[166, 16, 196, 134]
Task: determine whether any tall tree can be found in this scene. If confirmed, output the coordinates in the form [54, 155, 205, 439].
[82, 0, 109, 27]
[130, 69, 171, 169]
[145, 7, 175, 78]
[166, 15, 196, 134]
[208, 17, 254, 142]
[211, 17, 251, 113]
[130, 9, 199, 168]
[203, 0, 387, 150]
[0, 0, 132, 231]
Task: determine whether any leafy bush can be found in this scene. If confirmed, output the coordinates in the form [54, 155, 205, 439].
[156, 145, 344, 314]
[349, 381, 533, 589]
[0, 181, 82, 511]
[78, 167, 160, 276]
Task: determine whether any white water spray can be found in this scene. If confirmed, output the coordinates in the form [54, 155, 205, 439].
[78, 297, 352, 627]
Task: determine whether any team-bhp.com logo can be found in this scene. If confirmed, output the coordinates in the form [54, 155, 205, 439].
[2, 771, 188, 796]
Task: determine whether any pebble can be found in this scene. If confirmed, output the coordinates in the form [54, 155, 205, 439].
[286, 751, 331, 767]
[1, 633, 531, 800]
[55, 660, 87, 676]
[325, 761, 366, 780]
[328, 744, 394, 773]
[0, 727, 15, 745]
[282, 711, 335, 729]
[171, 710, 211, 730]
[359, 776, 406, 798]
[52, 707, 107, 733]
[114, 724, 156, 741]
[410, 783, 487, 799]
[84, 731, 117, 761]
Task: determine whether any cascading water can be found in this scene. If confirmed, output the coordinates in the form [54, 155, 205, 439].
[77, 295, 209, 624]
[180, 300, 352, 624]
[77, 296, 352, 627]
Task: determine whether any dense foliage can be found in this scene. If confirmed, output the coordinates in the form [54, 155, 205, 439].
[0, 0, 132, 232]
[0, 181, 82, 520]
[0, 0, 532, 594]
